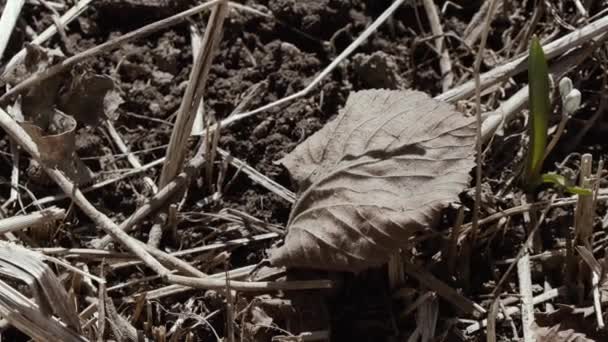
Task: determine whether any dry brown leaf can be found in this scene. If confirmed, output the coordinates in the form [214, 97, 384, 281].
[535, 305, 606, 340]
[21, 111, 94, 185]
[269, 89, 475, 271]
[58, 72, 124, 126]
[533, 323, 594, 342]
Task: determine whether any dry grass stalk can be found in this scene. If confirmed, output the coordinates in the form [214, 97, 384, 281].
[445, 205, 464, 277]
[104, 120, 158, 194]
[463, 0, 502, 47]
[422, 0, 453, 91]
[110, 232, 279, 270]
[166, 273, 333, 292]
[0, 0, 25, 208]
[158, 0, 230, 188]
[483, 194, 557, 342]
[574, 154, 595, 248]
[189, 23, 206, 136]
[0, 0, 26, 60]
[0, 206, 64, 234]
[516, 225, 536, 341]
[4, 139, 20, 210]
[218, 148, 296, 203]
[97, 263, 106, 342]
[437, 14, 608, 103]
[466, 286, 567, 334]
[481, 36, 602, 143]
[404, 263, 486, 318]
[91, 151, 206, 248]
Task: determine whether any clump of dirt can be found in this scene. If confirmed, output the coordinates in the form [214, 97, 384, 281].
[352, 51, 407, 89]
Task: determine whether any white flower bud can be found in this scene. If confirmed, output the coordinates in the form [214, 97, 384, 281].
[559, 77, 573, 102]
[564, 88, 581, 114]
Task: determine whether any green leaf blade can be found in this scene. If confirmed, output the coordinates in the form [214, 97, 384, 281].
[525, 36, 551, 190]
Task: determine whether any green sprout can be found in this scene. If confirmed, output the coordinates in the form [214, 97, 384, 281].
[524, 35, 550, 190]
[523, 36, 589, 195]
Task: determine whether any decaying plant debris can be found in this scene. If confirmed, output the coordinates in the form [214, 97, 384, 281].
[1, 0, 608, 341]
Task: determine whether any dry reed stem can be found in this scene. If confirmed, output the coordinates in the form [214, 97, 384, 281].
[0, 0, 25, 61]
[0, 206, 64, 234]
[517, 195, 535, 342]
[104, 120, 158, 194]
[158, 0, 229, 188]
[405, 263, 486, 318]
[438, 14, 608, 103]
[422, 0, 453, 91]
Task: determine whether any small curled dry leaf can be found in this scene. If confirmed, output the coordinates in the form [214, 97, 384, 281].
[21, 111, 94, 185]
[269, 89, 476, 272]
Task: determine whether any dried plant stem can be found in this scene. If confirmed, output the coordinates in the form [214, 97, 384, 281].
[463, 0, 502, 47]
[0, 0, 221, 103]
[405, 263, 486, 318]
[470, 0, 498, 298]
[517, 197, 535, 342]
[574, 154, 594, 248]
[0, 206, 65, 235]
[218, 148, 296, 203]
[4, 139, 20, 209]
[422, 0, 453, 91]
[438, 14, 608, 103]
[466, 286, 566, 334]
[0, 107, 169, 276]
[158, 0, 229, 188]
[104, 120, 157, 194]
[0, 0, 25, 60]
[189, 24, 206, 136]
[485, 195, 556, 341]
[166, 274, 333, 291]
[91, 146, 206, 249]
[481, 38, 601, 143]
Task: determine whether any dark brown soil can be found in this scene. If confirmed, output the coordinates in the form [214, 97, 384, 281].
[1, 0, 608, 341]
